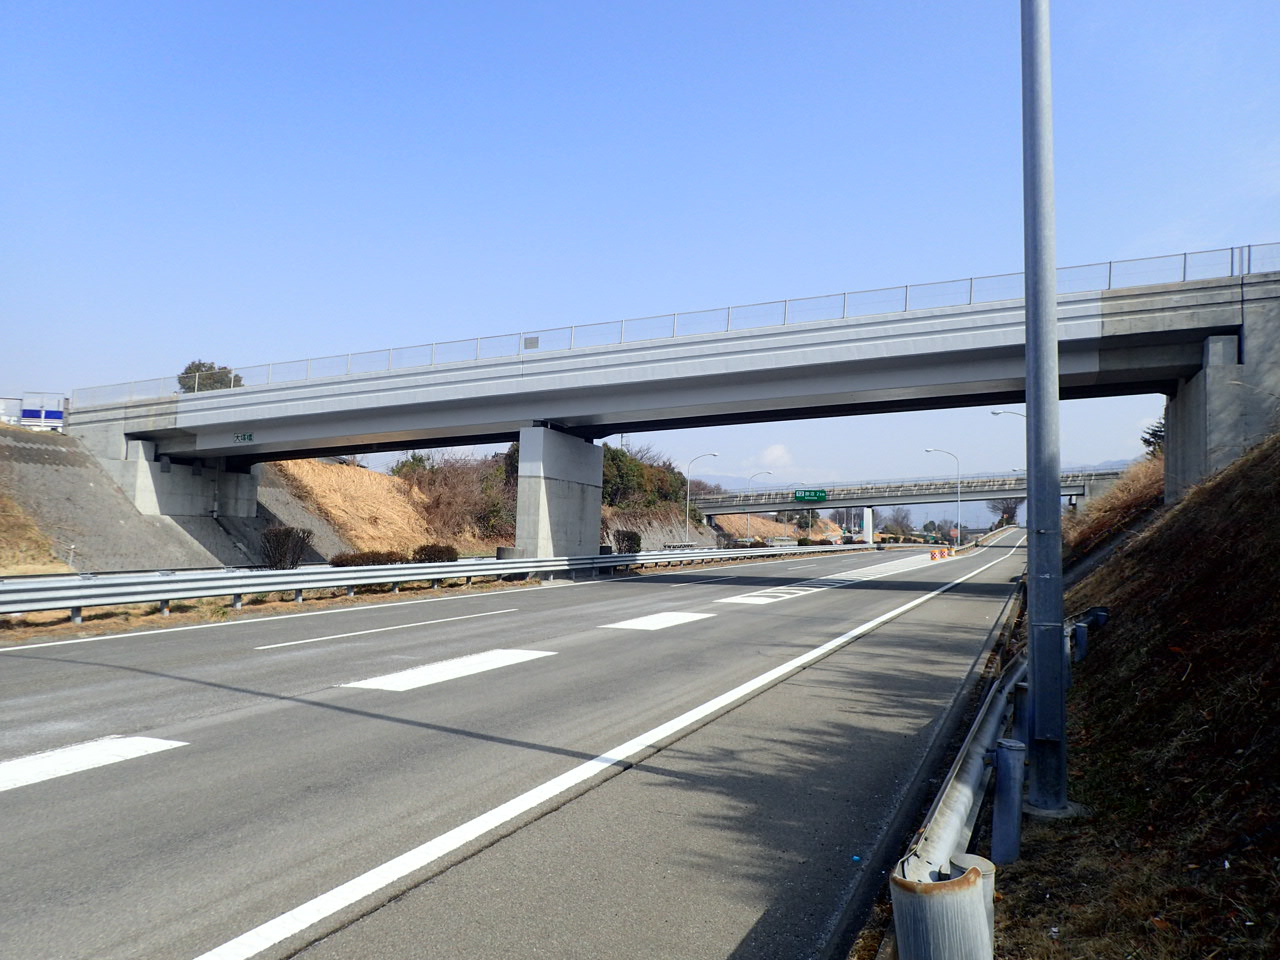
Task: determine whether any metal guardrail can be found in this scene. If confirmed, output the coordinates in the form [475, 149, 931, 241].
[71, 241, 1278, 406]
[0, 542, 877, 622]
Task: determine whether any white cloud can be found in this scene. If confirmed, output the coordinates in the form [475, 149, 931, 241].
[759, 444, 794, 469]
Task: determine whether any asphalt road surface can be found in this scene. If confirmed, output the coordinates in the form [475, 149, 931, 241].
[1, 529, 1027, 959]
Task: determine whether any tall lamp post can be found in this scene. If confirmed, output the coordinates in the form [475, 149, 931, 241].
[745, 470, 772, 541]
[925, 448, 962, 545]
[684, 452, 719, 543]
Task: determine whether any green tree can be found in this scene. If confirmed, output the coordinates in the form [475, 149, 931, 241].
[178, 360, 243, 393]
[879, 506, 913, 537]
[390, 451, 431, 477]
[1141, 416, 1165, 458]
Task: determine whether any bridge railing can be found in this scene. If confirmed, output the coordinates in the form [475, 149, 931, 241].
[72, 242, 1278, 407]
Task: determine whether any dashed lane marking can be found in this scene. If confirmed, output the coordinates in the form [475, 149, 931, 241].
[342, 649, 556, 692]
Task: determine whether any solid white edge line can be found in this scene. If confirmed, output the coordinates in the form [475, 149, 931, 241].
[253, 608, 518, 650]
[190, 545, 1019, 960]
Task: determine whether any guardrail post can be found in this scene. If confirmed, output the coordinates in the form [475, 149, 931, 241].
[890, 863, 993, 959]
[232, 594, 243, 610]
[70, 606, 82, 625]
[1013, 681, 1030, 748]
[160, 598, 170, 616]
[1072, 621, 1088, 662]
[294, 588, 303, 603]
[346, 585, 355, 598]
[992, 739, 1026, 864]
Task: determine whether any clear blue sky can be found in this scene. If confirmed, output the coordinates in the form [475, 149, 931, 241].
[4, 2, 1277, 512]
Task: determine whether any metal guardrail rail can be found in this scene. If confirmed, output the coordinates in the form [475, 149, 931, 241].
[0, 542, 879, 622]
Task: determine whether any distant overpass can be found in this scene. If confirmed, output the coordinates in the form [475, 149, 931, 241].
[692, 470, 1122, 515]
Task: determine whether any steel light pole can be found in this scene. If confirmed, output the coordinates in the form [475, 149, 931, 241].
[684, 452, 719, 543]
[925, 448, 962, 545]
[1023, 0, 1068, 811]
[745, 470, 772, 541]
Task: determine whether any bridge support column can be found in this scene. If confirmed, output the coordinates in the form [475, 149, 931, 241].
[862, 506, 875, 544]
[514, 426, 604, 559]
[1165, 275, 1280, 501]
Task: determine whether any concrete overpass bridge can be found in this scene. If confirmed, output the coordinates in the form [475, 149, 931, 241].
[66, 242, 1280, 556]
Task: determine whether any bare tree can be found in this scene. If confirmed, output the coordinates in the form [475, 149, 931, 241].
[986, 497, 1026, 527]
[879, 505, 913, 537]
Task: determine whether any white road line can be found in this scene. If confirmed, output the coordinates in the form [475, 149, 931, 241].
[716, 554, 933, 605]
[788, 563, 819, 569]
[668, 576, 734, 588]
[0, 735, 187, 793]
[254, 608, 517, 650]
[600, 611, 716, 631]
[342, 649, 555, 692]
[190, 545, 1018, 960]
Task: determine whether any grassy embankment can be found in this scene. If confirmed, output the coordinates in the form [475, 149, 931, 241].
[987, 443, 1278, 959]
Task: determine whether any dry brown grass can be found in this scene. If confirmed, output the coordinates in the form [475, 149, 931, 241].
[990, 435, 1280, 959]
[0, 484, 72, 575]
[713, 512, 844, 540]
[1063, 454, 1165, 562]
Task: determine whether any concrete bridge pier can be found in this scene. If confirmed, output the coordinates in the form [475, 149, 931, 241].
[514, 426, 604, 559]
[1166, 274, 1280, 500]
[862, 506, 875, 543]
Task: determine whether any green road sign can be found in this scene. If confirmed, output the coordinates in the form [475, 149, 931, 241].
[794, 489, 828, 503]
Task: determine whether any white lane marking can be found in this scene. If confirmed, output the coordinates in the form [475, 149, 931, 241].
[254, 609, 517, 650]
[788, 563, 819, 569]
[342, 649, 555, 692]
[717, 554, 933, 605]
[0, 735, 187, 793]
[600, 611, 716, 631]
[668, 576, 734, 588]
[190, 546, 1018, 960]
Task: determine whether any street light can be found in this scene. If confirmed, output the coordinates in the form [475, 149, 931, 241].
[991, 409, 1028, 419]
[925, 448, 962, 545]
[684, 452, 719, 543]
[745, 470, 772, 541]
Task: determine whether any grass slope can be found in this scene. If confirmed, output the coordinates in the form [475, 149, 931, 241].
[994, 439, 1279, 958]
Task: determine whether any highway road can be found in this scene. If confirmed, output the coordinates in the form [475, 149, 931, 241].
[0, 529, 1027, 959]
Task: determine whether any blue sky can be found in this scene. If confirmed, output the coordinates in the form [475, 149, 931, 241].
[4, 2, 1277, 517]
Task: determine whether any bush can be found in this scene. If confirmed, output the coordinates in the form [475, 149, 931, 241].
[260, 525, 314, 569]
[796, 537, 813, 546]
[330, 550, 410, 567]
[814, 538, 833, 546]
[412, 543, 459, 563]
[612, 529, 642, 554]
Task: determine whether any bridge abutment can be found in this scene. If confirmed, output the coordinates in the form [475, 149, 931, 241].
[96, 439, 258, 519]
[514, 426, 604, 559]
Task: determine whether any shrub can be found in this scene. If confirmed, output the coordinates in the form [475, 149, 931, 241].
[612, 529, 642, 554]
[814, 538, 833, 546]
[330, 550, 410, 567]
[413, 543, 459, 563]
[260, 524, 314, 569]
[796, 537, 813, 546]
